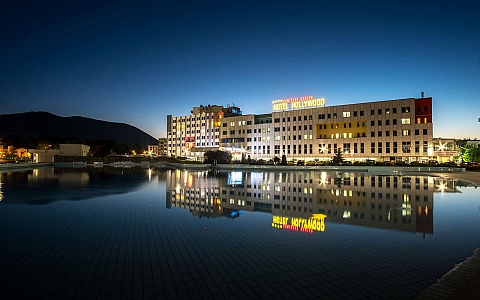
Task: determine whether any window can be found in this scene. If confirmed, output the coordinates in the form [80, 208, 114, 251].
[415, 129, 419, 135]
[378, 131, 382, 137]
[402, 141, 411, 153]
[371, 143, 375, 153]
[415, 141, 420, 153]
[423, 129, 428, 135]
[378, 120, 382, 126]
[378, 109, 382, 115]
[371, 121, 375, 126]
[343, 112, 350, 117]
[393, 142, 398, 153]
[371, 110, 375, 115]
[247, 121, 252, 125]
[360, 143, 365, 153]
[401, 107, 410, 113]
[401, 118, 410, 124]
[386, 142, 390, 153]
[386, 120, 390, 125]
[371, 131, 375, 137]
[360, 111, 364, 116]
[393, 108, 397, 113]
[354, 111, 358, 117]
[393, 130, 397, 136]
[402, 130, 410, 136]
[378, 142, 382, 153]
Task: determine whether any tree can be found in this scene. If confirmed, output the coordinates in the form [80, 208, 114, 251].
[204, 150, 232, 164]
[241, 152, 246, 163]
[460, 145, 480, 163]
[331, 148, 344, 165]
[272, 156, 281, 165]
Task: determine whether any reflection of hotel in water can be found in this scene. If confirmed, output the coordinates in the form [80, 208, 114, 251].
[166, 170, 459, 235]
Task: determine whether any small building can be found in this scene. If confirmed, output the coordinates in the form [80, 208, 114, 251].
[29, 149, 60, 163]
[432, 138, 459, 163]
[59, 144, 90, 156]
[147, 145, 159, 156]
[158, 138, 168, 156]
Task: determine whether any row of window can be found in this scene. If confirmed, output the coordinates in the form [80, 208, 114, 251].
[371, 129, 428, 137]
[370, 141, 428, 154]
[173, 115, 216, 122]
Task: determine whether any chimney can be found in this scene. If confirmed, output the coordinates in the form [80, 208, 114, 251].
[421, 91, 424, 98]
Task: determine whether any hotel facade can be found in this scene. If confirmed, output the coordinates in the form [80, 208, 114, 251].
[167, 95, 449, 163]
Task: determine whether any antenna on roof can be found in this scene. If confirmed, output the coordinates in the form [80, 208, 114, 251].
[421, 91, 424, 98]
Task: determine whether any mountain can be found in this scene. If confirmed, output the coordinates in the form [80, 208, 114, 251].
[0, 112, 158, 148]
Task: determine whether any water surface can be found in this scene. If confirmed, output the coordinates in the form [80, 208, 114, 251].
[1, 167, 479, 299]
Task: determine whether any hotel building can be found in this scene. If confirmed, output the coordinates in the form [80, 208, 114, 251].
[167, 95, 438, 163]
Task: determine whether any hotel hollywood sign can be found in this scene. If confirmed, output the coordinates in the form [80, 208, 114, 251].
[272, 95, 326, 111]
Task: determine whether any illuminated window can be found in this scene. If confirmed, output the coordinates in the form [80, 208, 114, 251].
[401, 118, 410, 124]
[343, 112, 350, 117]
[403, 130, 410, 136]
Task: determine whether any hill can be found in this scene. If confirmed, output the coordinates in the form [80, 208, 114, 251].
[0, 112, 158, 148]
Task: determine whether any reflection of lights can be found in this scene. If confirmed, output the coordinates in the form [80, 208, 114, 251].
[320, 172, 327, 184]
[148, 168, 152, 181]
[0, 180, 3, 201]
[439, 184, 445, 192]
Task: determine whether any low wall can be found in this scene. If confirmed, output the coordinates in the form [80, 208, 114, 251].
[209, 164, 465, 173]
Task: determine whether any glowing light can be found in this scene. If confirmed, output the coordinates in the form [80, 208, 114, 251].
[320, 145, 327, 153]
[439, 184, 445, 192]
[320, 172, 327, 184]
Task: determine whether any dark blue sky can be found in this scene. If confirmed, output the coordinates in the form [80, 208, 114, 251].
[1, 0, 479, 138]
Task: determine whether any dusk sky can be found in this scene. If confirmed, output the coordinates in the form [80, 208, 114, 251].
[1, 0, 479, 139]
